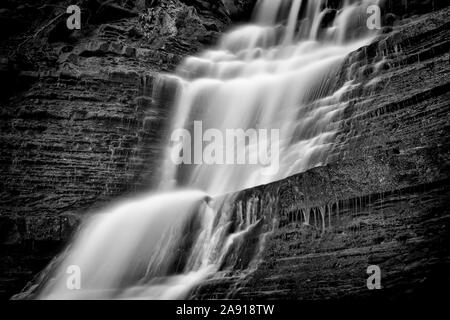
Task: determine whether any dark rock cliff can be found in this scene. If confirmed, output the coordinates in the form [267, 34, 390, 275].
[0, 0, 448, 300]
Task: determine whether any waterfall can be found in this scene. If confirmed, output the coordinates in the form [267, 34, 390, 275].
[18, 0, 380, 300]
[160, 0, 379, 196]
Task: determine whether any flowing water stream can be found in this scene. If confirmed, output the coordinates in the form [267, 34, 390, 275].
[18, 0, 380, 300]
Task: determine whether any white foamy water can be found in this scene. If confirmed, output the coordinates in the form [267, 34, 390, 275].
[20, 0, 380, 300]
[160, 0, 379, 196]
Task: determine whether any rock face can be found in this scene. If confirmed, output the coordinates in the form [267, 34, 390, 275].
[192, 6, 450, 300]
[0, 0, 448, 300]
[194, 181, 450, 301]
[0, 0, 256, 299]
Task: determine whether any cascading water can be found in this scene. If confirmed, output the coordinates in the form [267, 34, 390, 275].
[18, 0, 380, 300]
[159, 0, 379, 196]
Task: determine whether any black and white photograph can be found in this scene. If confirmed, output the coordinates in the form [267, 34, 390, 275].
[0, 0, 449, 315]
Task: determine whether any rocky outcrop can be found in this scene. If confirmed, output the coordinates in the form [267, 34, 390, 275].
[192, 6, 450, 300]
[194, 180, 450, 301]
